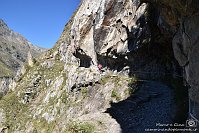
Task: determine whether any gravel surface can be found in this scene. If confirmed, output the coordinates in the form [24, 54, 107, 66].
[106, 81, 177, 133]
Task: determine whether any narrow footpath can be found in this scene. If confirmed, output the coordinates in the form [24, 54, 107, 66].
[106, 81, 177, 133]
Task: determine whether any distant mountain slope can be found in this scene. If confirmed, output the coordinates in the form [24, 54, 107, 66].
[0, 19, 46, 77]
[0, 19, 46, 96]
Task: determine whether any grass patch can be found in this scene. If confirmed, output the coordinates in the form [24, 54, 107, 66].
[127, 77, 137, 84]
[67, 121, 95, 133]
[111, 89, 121, 100]
[0, 61, 15, 77]
[0, 92, 29, 131]
[81, 87, 88, 97]
[41, 61, 64, 80]
[61, 91, 68, 104]
[32, 117, 58, 133]
[124, 87, 135, 96]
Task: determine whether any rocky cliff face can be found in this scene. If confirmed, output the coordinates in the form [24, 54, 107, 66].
[68, 0, 176, 79]
[0, 0, 198, 132]
[0, 19, 46, 96]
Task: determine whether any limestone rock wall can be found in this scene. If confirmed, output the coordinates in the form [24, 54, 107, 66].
[66, 0, 176, 79]
[0, 0, 198, 132]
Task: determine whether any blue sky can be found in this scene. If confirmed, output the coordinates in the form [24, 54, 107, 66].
[0, 0, 80, 48]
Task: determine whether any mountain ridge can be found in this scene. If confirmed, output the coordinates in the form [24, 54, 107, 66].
[0, 18, 46, 96]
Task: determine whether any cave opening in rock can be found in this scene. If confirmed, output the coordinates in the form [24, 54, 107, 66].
[73, 50, 92, 68]
[104, 2, 190, 130]
[97, 54, 128, 73]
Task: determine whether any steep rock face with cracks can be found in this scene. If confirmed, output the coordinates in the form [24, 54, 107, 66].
[0, 0, 198, 132]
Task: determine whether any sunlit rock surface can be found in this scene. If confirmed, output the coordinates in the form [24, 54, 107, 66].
[0, 0, 198, 132]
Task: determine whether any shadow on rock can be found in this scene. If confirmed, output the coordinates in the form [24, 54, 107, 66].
[105, 81, 178, 133]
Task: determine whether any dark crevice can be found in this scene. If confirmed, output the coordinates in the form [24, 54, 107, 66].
[73, 49, 92, 68]
[116, 19, 122, 23]
[71, 81, 100, 92]
[97, 53, 128, 72]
